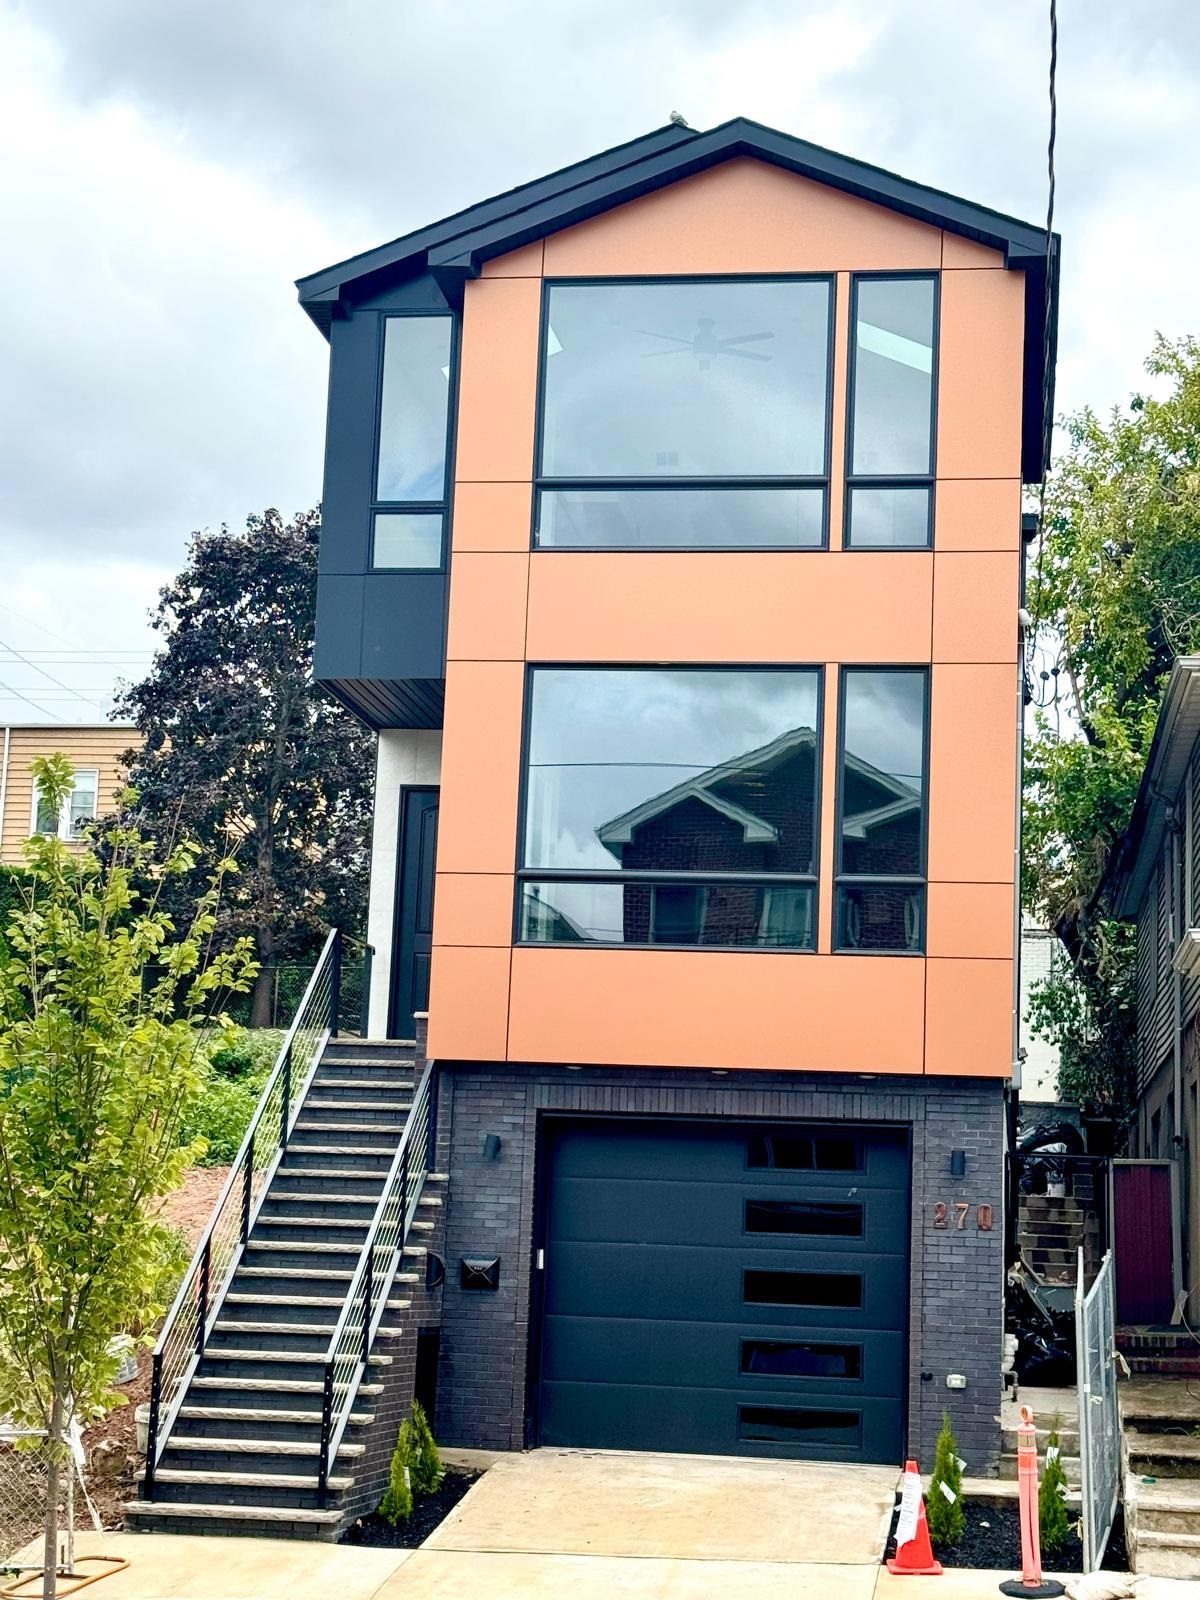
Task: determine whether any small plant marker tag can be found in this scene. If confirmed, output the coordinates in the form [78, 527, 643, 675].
[938, 1481, 957, 1502]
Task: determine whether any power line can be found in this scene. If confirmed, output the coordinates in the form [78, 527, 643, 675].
[0, 679, 63, 721]
[0, 633, 113, 711]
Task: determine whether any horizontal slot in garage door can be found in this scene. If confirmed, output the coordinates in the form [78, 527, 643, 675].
[536, 1118, 909, 1464]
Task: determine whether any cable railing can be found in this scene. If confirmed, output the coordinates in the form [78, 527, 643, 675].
[144, 927, 343, 1494]
[316, 1060, 437, 1503]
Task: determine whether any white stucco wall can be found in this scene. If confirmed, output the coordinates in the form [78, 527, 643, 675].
[1019, 924, 1063, 1101]
[366, 728, 442, 1039]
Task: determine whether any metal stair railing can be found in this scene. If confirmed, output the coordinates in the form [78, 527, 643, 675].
[143, 927, 343, 1495]
[316, 1061, 437, 1503]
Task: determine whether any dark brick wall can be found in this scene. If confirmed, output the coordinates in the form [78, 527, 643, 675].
[435, 1063, 1008, 1475]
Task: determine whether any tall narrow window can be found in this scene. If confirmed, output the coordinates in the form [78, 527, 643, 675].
[32, 769, 99, 839]
[518, 667, 821, 948]
[535, 278, 833, 550]
[845, 276, 937, 549]
[835, 669, 928, 951]
[372, 315, 453, 569]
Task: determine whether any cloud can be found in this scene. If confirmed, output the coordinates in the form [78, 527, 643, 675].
[2, 0, 1199, 723]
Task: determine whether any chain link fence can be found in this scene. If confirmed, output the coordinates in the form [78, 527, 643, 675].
[0, 1429, 60, 1567]
[223, 959, 366, 1033]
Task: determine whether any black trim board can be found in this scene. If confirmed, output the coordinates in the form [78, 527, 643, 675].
[296, 116, 1059, 480]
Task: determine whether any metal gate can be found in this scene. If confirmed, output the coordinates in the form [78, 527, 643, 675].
[1075, 1249, 1120, 1571]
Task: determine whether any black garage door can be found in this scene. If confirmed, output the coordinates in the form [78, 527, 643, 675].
[537, 1118, 910, 1463]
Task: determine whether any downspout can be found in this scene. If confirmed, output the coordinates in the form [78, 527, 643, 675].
[0, 725, 10, 859]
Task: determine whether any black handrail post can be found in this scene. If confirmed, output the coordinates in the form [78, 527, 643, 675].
[363, 1249, 373, 1363]
[427, 1065, 439, 1171]
[330, 928, 343, 1039]
[280, 1037, 292, 1151]
[401, 1143, 410, 1237]
[241, 1131, 255, 1245]
[197, 1237, 211, 1356]
[317, 1363, 335, 1507]
[144, 1350, 163, 1497]
[360, 944, 373, 1038]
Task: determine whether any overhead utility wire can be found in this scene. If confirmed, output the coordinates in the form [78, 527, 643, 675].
[0, 634, 111, 710]
[0, 679, 63, 722]
[1026, 0, 1058, 708]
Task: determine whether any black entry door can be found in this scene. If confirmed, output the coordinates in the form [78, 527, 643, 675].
[537, 1118, 909, 1463]
[388, 788, 438, 1040]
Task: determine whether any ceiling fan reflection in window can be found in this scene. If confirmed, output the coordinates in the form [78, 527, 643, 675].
[638, 317, 775, 371]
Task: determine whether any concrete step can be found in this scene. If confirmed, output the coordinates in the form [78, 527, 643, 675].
[177, 1406, 374, 1428]
[1128, 1432, 1200, 1477]
[188, 1377, 382, 1399]
[999, 1452, 1080, 1484]
[123, 1500, 341, 1528]
[1134, 1528, 1200, 1577]
[164, 1436, 365, 1460]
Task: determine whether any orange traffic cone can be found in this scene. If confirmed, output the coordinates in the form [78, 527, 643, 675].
[887, 1458, 943, 1577]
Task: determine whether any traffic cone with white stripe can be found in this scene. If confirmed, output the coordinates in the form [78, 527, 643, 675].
[887, 1458, 943, 1576]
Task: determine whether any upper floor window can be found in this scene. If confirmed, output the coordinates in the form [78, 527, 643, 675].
[835, 668, 928, 951]
[372, 315, 454, 570]
[534, 279, 832, 551]
[845, 276, 937, 549]
[519, 666, 821, 948]
[32, 768, 98, 840]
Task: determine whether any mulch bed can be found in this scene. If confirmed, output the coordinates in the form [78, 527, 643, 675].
[340, 1470, 481, 1548]
[885, 1497, 1128, 1573]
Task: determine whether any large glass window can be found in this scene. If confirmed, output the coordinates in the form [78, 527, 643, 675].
[372, 315, 453, 568]
[535, 279, 832, 549]
[835, 669, 928, 951]
[519, 667, 821, 948]
[845, 276, 936, 549]
[32, 769, 98, 839]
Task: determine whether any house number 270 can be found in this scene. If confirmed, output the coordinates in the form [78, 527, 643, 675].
[932, 1202, 993, 1231]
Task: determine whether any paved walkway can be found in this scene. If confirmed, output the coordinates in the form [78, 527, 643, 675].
[14, 1449, 1101, 1598]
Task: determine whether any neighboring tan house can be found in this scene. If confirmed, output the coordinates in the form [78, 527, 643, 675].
[1105, 658, 1200, 1324]
[0, 724, 138, 864]
[301, 116, 1057, 1474]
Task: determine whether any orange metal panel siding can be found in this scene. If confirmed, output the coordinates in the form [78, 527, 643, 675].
[454, 278, 541, 481]
[432, 155, 1028, 1079]
[926, 665, 1019, 884]
[935, 479, 1021, 553]
[542, 158, 942, 276]
[525, 552, 934, 664]
[937, 269, 1025, 480]
[933, 552, 1021, 664]
[925, 956, 1014, 1076]
[451, 482, 533, 553]
[507, 946, 925, 1073]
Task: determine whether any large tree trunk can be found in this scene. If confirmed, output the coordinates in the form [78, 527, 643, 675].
[249, 962, 274, 1029]
[250, 833, 276, 1028]
[41, 1384, 65, 1600]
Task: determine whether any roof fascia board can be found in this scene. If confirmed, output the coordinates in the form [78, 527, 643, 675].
[295, 122, 697, 309]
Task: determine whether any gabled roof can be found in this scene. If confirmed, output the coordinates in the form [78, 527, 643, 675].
[296, 115, 1060, 479]
[1106, 658, 1200, 917]
[595, 723, 919, 859]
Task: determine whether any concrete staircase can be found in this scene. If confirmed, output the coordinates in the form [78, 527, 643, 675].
[1123, 1378, 1200, 1577]
[1118, 1327, 1200, 1379]
[999, 1388, 1080, 1491]
[1016, 1195, 1087, 1285]
[126, 1040, 441, 1539]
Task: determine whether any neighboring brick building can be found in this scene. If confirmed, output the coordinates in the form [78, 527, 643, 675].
[0, 723, 138, 864]
[292, 118, 1059, 1475]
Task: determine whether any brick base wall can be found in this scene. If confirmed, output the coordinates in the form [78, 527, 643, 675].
[435, 1063, 1008, 1475]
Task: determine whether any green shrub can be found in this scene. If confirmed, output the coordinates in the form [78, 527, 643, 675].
[408, 1400, 443, 1496]
[927, 1410, 965, 1546]
[208, 1027, 283, 1080]
[379, 1427, 414, 1524]
[1039, 1420, 1072, 1556]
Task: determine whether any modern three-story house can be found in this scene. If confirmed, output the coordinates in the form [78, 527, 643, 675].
[297, 118, 1058, 1476]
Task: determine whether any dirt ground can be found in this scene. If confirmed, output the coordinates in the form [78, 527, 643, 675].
[81, 1167, 229, 1531]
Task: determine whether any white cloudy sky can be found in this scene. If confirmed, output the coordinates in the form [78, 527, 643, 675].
[1, 0, 1197, 725]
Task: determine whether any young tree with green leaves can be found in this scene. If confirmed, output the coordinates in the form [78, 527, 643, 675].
[1025, 335, 1200, 1111]
[1038, 1419, 1072, 1557]
[926, 1410, 965, 1547]
[115, 507, 374, 1027]
[0, 755, 255, 1598]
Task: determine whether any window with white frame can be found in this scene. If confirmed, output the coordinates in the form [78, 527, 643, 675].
[32, 768, 99, 839]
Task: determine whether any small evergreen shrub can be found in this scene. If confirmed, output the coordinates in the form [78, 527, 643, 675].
[378, 1427, 414, 1524]
[408, 1400, 443, 1496]
[1039, 1419, 1072, 1556]
[926, 1410, 965, 1546]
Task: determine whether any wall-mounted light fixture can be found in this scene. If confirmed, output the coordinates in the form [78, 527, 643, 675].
[949, 1149, 967, 1179]
[482, 1133, 502, 1161]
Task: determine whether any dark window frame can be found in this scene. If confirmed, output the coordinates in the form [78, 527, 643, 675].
[739, 1338, 865, 1382]
[843, 272, 940, 551]
[514, 662, 824, 951]
[531, 274, 838, 552]
[833, 666, 930, 955]
[742, 1197, 866, 1239]
[369, 309, 460, 574]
